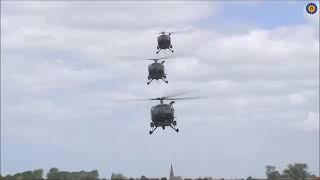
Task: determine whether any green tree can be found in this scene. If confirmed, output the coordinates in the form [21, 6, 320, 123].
[1, 170, 44, 180]
[20, 171, 32, 180]
[3, 175, 14, 180]
[265, 165, 280, 180]
[281, 163, 311, 180]
[89, 170, 99, 180]
[47, 168, 60, 180]
[33, 169, 44, 179]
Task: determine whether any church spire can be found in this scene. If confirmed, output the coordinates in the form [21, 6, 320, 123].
[170, 164, 174, 179]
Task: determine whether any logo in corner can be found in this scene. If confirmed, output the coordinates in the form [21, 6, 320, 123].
[306, 3, 317, 14]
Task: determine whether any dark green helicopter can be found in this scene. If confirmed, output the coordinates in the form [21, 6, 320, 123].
[128, 92, 204, 135]
[118, 55, 174, 85]
[156, 31, 174, 54]
[156, 29, 193, 54]
[147, 56, 173, 85]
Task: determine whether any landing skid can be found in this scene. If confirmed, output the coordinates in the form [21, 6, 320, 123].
[162, 78, 168, 83]
[147, 79, 153, 85]
[149, 125, 179, 135]
[156, 48, 174, 54]
[149, 127, 158, 135]
[170, 125, 179, 133]
[147, 78, 168, 85]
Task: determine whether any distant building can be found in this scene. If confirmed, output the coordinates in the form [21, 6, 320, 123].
[169, 164, 182, 180]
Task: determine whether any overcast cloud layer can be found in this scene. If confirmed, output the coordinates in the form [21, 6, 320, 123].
[1, 1, 319, 179]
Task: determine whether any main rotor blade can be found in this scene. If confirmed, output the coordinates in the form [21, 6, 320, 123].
[116, 95, 207, 102]
[115, 98, 151, 102]
[150, 98, 162, 100]
[165, 96, 207, 101]
[169, 29, 194, 34]
[116, 97, 162, 102]
[162, 89, 195, 99]
[118, 55, 174, 61]
[147, 55, 174, 61]
[158, 28, 193, 35]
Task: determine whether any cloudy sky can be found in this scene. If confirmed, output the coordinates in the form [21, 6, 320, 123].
[1, 1, 319, 179]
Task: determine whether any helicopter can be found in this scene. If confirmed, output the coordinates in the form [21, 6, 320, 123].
[127, 92, 204, 135]
[146, 56, 173, 85]
[156, 29, 193, 54]
[118, 55, 174, 85]
[156, 31, 174, 54]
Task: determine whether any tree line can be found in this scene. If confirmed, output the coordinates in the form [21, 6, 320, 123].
[0, 168, 100, 180]
[265, 163, 318, 180]
[0, 163, 318, 180]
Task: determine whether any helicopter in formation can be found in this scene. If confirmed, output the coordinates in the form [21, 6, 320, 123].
[126, 92, 204, 135]
[117, 28, 203, 135]
[156, 31, 174, 54]
[118, 55, 175, 85]
[156, 29, 192, 54]
[146, 56, 173, 85]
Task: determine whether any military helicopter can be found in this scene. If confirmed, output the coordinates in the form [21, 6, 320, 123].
[156, 31, 174, 54]
[118, 55, 174, 85]
[126, 92, 204, 135]
[146, 56, 173, 85]
[156, 29, 193, 54]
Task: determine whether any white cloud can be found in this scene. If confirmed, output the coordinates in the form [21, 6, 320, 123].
[289, 93, 307, 105]
[298, 112, 319, 132]
[1, 1, 319, 178]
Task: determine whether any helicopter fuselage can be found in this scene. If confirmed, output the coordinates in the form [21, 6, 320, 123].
[146, 94, 202, 135]
[150, 104, 175, 127]
[157, 34, 172, 49]
[148, 62, 165, 80]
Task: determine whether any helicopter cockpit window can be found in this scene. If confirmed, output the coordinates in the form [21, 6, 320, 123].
[154, 64, 162, 70]
[158, 35, 170, 41]
[157, 105, 170, 113]
[163, 35, 170, 40]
